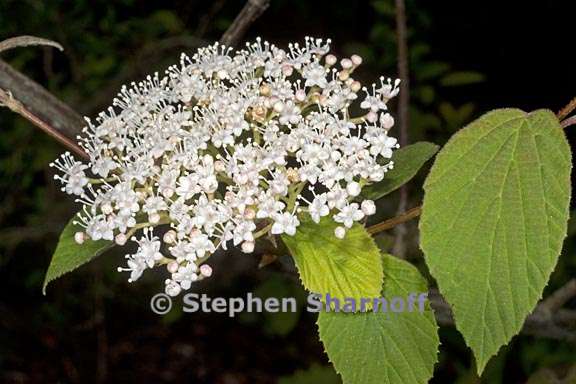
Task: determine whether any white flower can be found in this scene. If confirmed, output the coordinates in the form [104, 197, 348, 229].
[188, 230, 216, 259]
[118, 255, 148, 283]
[143, 195, 168, 214]
[369, 133, 398, 159]
[308, 194, 330, 223]
[302, 62, 328, 88]
[360, 94, 387, 112]
[271, 212, 300, 236]
[334, 203, 365, 228]
[376, 77, 401, 99]
[257, 194, 285, 218]
[176, 173, 201, 199]
[132, 228, 163, 268]
[165, 279, 182, 296]
[51, 37, 400, 296]
[171, 263, 198, 290]
[86, 215, 115, 241]
[279, 101, 301, 125]
[233, 220, 256, 246]
[327, 185, 349, 210]
[50, 152, 89, 196]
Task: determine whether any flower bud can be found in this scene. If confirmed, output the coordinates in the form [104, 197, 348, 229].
[346, 181, 361, 197]
[340, 58, 353, 69]
[74, 231, 86, 244]
[241, 241, 255, 254]
[334, 226, 346, 239]
[161, 187, 174, 198]
[244, 208, 256, 220]
[165, 280, 181, 297]
[115, 233, 127, 245]
[361, 200, 376, 216]
[286, 168, 300, 183]
[200, 264, 213, 277]
[259, 83, 271, 96]
[380, 113, 395, 129]
[101, 203, 113, 215]
[167, 261, 179, 274]
[295, 89, 307, 102]
[163, 230, 177, 244]
[214, 160, 226, 172]
[252, 105, 267, 121]
[273, 100, 285, 113]
[366, 111, 378, 123]
[325, 54, 337, 66]
[149, 212, 161, 224]
[351, 54, 363, 66]
[281, 64, 293, 76]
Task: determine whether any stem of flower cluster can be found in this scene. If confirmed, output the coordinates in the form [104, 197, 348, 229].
[253, 223, 273, 239]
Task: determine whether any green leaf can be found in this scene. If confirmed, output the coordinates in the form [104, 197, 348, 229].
[317, 254, 439, 384]
[282, 217, 383, 305]
[43, 216, 113, 294]
[440, 71, 486, 87]
[420, 109, 571, 373]
[362, 141, 439, 201]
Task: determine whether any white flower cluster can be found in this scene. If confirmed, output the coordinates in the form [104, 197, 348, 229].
[50, 37, 400, 296]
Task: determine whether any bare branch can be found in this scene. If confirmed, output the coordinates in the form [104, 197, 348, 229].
[219, 0, 270, 47]
[541, 280, 576, 312]
[557, 96, 576, 120]
[0, 59, 85, 143]
[429, 289, 576, 344]
[393, 0, 410, 258]
[561, 115, 576, 129]
[0, 0, 269, 156]
[195, 0, 228, 38]
[367, 205, 422, 234]
[0, 88, 86, 158]
[0, 35, 63, 54]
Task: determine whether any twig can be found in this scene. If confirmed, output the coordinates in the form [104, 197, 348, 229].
[0, 35, 63, 54]
[219, 0, 270, 47]
[393, 0, 410, 258]
[0, 59, 85, 143]
[561, 115, 576, 129]
[367, 205, 422, 234]
[195, 0, 228, 38]
[557, 96, 576, 120]
[541, 280, 576, 312]
[0, 88, 86, 158]
[429, 289, 576, 344]
[0, 0, 270, 154]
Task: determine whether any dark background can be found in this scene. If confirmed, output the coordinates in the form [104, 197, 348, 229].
[0, 1, 575, 383]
